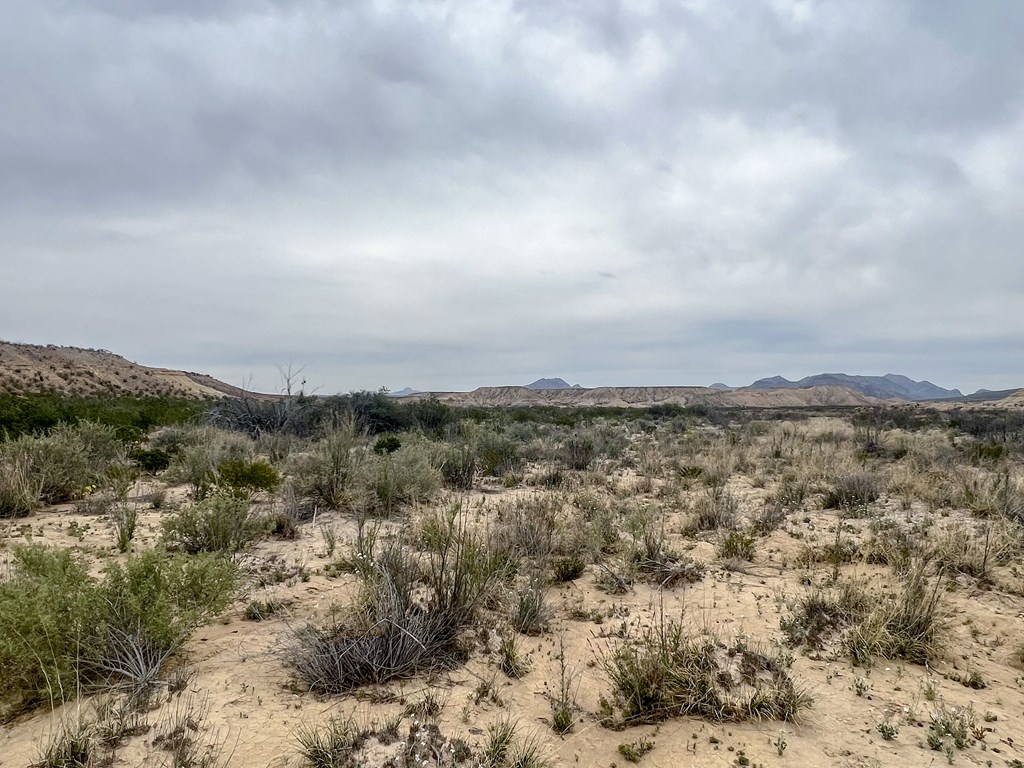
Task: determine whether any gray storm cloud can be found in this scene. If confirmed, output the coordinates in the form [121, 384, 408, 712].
[1, 0, 1022, 393]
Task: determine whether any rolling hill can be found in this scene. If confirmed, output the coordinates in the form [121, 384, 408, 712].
[0, 341, 250, 399]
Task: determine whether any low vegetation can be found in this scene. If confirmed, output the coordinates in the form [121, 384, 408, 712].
[3, 390, 1024, 767]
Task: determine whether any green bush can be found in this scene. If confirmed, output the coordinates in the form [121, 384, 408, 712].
[130, 447, 172, 473]
[0, 393, 202, 441]
[161, 494, 268, 554]
[164, 426, 254, 499]
[561, 435, 596, 471]
[476, 430, 523, 477]
[551, 554, 587, 583]
[718, 529, 756, 561]
[822, 473, 881, 510]
[216, 458, 282, 497]
[373, 434, 402, 455]
[291, 422, 364, 509]
[357, 444, 442, 514]
[0, 546, 236, 721]
[0, 422, 124, 505]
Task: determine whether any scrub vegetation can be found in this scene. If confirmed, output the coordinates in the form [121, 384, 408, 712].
[3, 390, 1024, 767]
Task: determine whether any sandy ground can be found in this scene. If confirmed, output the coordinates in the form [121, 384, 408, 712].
[3, 467, 1024, 768]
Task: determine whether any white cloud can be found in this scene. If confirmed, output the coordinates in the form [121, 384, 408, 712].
[0, 0, 1022, 394]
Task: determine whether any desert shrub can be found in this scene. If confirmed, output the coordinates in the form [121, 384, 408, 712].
[718, 529, 756, 561]
[109, 503, 138, 552]
[373, 434, 402, 455]
[927, 702, 978, 755]
[0, 546, 236, 720]
[0, 453, 40, 518]
[357, 443, 442, 513]
[862, 523, 920, 572]
[750, 502, 787, 535]
[511, 579, 551, 635]
[0, 547, 104, 719]
[287, 513, 506, 692]
[35, 716, 97, 768]
[561, 434, 596, 471]
[291, 421, 365, 509]
[164, 427, 254, 499]
[961, 472, 1024, 522]
[687, 487, 739, 532]
[435, 441, 477, 490]
[0, 393, 201, 441]
[1, 422, 124, 505]
[479, 718, 552, 768]
[476, 430, 523, 477]
[617, 737, 656, 763]
[795, 525, 859, 569]
[296, 715, 368, 768]
[929, 520, 1021, 579]
[549, 637, 578, 735]
[770, 473, 809, 508]
[498, 633, 531, 679]
[161, 494, 268, 554]
[245, 600, 282, 621]
[216, 458, 281, 497]
[129, 447, 172, 474]
[603, 618, 811, 725]
[492, 494, 562, 558]
[551, 554, 587, 583]
[99, 550, 237, 670]
[821, 473, 881, 511]
[847, 561, 945, 665]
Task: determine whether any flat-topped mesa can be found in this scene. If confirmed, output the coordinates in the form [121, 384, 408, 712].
[403, 384, 881, 408]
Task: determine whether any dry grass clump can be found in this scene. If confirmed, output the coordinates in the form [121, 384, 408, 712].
[685, 487, 739, 533]
[491, 494, 564, 559]
[626, 514, 705, 588]
[929, 519, 1023, 579]
[0, 453, 41, 518]
[780, 579, 872, 651]
[821, 472, 881, 511]
[603, 616, 811, 726]
[846, 561, 946, 665]
[784, 562, 946, 665]
[287, 513, 507, 692]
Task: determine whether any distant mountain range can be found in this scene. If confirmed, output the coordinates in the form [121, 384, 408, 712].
[748, 373, 962, 401]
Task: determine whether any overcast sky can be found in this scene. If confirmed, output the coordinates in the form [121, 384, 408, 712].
[2, 0, 1022, 394]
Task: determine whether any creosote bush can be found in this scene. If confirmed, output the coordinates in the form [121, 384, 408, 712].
[215, 458, 282, 497]
[161, 493, 268, 554]
[0, 546, 236, 721]
[0, 421, 124, 507]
